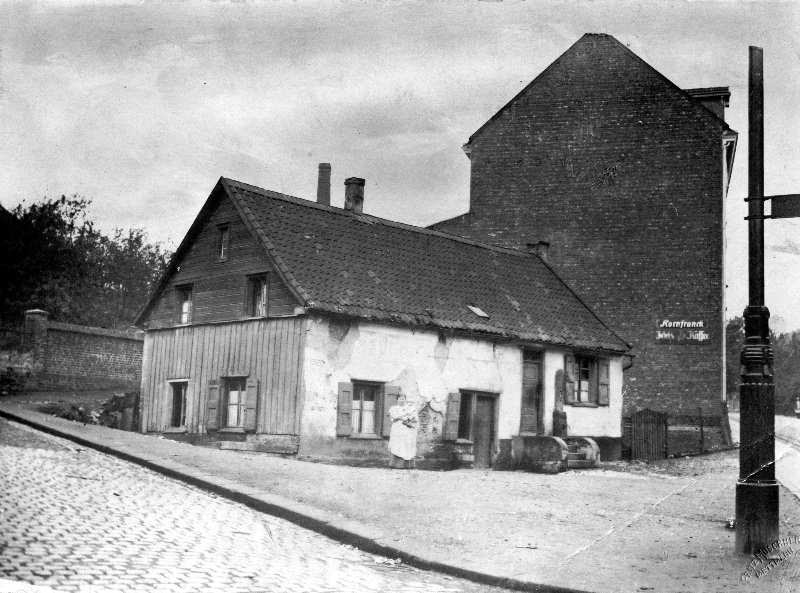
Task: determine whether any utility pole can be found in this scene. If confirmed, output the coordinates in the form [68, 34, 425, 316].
[735, 46, 788, 554]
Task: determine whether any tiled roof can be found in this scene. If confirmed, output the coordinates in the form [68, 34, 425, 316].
[220, 178, 629, 353]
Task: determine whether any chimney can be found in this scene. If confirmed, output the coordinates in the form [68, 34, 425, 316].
[526, 240, 550, 262]
[316, 163, 331, 206]
[344, 177, 365, 213]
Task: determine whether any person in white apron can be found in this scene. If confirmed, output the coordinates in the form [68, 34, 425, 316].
[389, 395, 418, 469]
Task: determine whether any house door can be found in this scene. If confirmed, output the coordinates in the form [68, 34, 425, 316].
[473, 395, 495, 469]
[521, 351, 543, 434]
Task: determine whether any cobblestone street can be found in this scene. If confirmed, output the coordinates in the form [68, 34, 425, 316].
[0, 419, 504, 593]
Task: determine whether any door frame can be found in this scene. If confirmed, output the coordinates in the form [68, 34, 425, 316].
[459, 390, 499, 468]
[521, 349, 544, 435]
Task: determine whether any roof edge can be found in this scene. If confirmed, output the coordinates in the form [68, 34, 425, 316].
[466, 33, 732, 148]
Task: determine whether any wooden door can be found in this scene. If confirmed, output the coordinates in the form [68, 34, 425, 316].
[521, 352, 543, 434]
[473, 395, 495, 469]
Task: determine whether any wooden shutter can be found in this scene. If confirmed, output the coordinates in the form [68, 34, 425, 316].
[598, 359, 610, 406]
[564, 354, 576, 405]
[206, 380, 220, 430]
[443, 392, 461, 441]
[554, 369, 565, 411]
[336, 382, 353, 436]
[244, 379, 259, 431]
[589, 359, 599, 403]
[382, 385, 401, 437]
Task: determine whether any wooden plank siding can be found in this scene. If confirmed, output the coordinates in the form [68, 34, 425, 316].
[146, 193, 297, 328]
[141, 317, 305, 435]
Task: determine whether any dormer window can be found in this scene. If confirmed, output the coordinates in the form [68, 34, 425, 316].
[176, 285, 192, 324]
[218, 225, 230, 261]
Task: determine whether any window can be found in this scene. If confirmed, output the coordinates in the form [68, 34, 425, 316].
[176, 285, 192, 324]
[170, 381, 188, 427]
[247, 274, 268, 317]
[457, 392, 473, 440]
[335, 381, 399, 438]
[564, 354, 610, 406]
[218, 225, 230, 261]
[352, 381, 380, 435]
[224, 377, 247, 428]
[576, 356, 592, 403]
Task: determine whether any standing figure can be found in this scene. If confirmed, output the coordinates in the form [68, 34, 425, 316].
[388, 395, 418, 469]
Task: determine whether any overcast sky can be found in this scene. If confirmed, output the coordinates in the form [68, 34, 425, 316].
[1, 1, 799, 329]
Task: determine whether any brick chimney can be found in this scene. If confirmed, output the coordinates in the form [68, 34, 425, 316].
[316, 163, 331, 206]
[344, 177, 365, 213]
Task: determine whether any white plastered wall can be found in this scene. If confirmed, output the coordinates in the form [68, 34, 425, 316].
[300, 316, 524, 440]
[543, 349, 624, 438]
[301, 315, 624, 440]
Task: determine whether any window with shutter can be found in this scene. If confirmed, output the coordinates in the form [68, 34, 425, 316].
[564, 354, 576, 404]
[221, 377, 248, 429]
[443, 392, 461, 441]
[244, 380, 258, 431]
[206, 380, 220, 430]
[598, 359, 610, 406]
[382, 385, 401, 438]
[336, 382, 353, 436]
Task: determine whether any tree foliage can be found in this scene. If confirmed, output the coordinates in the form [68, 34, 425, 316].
[0, 195, 169, 328]
[725, 316, 800, 416]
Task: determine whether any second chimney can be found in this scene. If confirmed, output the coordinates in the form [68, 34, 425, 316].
[344, 177, 365, 213]
[316, 163, 331, 206]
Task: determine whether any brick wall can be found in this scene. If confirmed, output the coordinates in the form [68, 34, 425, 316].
[433, 35, 730, 422]
[22, 310, 143, 390]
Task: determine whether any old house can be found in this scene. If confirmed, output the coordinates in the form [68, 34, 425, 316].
[135, 173, 630, 468]
[431, 33, 737, 453]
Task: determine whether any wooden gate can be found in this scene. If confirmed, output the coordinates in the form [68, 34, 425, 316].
[630, 409, 668, 461]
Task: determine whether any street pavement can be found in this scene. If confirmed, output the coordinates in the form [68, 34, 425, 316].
[728, 412, 800, 499]
[3, 395, 800, 593]
[0, 418, 506, 593]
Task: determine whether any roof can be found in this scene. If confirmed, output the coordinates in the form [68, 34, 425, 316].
[138, 178, 630, 353]
[466, 33, 733, 148]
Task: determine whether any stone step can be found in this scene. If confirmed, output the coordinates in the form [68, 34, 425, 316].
[567, 458, 599, 469]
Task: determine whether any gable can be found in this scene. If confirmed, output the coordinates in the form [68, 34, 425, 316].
[139, 186, 298, 328]
[468, 33, 730, 149]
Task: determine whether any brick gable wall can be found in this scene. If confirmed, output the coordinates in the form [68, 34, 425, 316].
[435, 36, 727, 418]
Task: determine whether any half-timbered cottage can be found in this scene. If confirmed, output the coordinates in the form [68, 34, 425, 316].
[135, 174, 630, 468]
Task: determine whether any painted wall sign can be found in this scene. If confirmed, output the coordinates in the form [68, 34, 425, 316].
[656, 319, 711, 344]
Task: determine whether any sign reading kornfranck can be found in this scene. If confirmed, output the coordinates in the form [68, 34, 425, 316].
[656, 319, 710, 344]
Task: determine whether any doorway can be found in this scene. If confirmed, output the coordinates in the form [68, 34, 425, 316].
[521, 350, 543, 434]
[459, 391, 496, 469]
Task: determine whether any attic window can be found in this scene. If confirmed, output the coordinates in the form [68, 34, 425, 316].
[218, 225, 230, 261]
[466, 304, 489, 319]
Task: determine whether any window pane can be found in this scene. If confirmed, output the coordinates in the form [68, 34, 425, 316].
[352, 398, 362, 433]
[352, 383, 378, 434]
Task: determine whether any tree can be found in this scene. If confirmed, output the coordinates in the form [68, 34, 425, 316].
[0, 195, 169, 328]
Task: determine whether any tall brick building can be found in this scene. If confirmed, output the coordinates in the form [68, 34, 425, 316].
[432, 34, 737, 443]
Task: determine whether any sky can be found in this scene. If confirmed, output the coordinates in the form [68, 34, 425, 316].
[1, 1, 799, 330]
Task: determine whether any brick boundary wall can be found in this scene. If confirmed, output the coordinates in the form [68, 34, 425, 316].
[22, 309, 143, 391]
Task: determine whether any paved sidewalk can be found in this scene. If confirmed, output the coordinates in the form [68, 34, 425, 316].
[2, 395, 800, 593]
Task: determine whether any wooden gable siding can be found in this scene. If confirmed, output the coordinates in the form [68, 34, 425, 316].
[146, 195, 297, 328]
[140, 317, 305, 435]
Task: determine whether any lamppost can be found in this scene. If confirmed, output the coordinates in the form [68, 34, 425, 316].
[735, 46, 800, 554]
